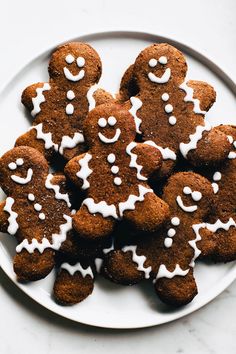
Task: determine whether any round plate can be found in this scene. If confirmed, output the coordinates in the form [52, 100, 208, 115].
[0, 31, 236, 329]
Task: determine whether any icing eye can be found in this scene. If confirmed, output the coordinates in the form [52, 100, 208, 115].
[108, 116, 117, 126]
[192, 191, 202, 201]
[77, 57, 85, 67]
[65, 54, 75, 64]
[16, 158, 24, 166]
[98, 118, 107, 128]
[148, 58, 158, 67]
[183, 186, 191, 195]
[159, 56, 168, 65]
[8, 162, 17, 170]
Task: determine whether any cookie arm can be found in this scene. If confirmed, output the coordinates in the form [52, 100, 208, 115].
[132, 143, 162, 178]
[64, 152, 92, 191]
[22, 82, 50, 113]
[187, 80, 216, 112]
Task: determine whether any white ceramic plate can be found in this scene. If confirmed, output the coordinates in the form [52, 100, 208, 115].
[0, 31, 236, 329]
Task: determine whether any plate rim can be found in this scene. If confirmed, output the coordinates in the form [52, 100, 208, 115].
[0, 30, 235, 329]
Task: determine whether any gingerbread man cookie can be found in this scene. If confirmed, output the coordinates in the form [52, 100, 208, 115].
[65, 102, 170, 240]
[0, 146, 74, 281]
[103, 172, 216, 306]
[199, 125, 236, 262]
[16, 42, 113, 162]
[121, 43, 230, 176]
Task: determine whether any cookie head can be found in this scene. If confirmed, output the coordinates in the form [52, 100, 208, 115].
[0, 147, 48, 194]
[49, 42, 102, 86]
[134, 43, 187, 89]
[163, 172, 213, 220]
[83, 103, 136, 148]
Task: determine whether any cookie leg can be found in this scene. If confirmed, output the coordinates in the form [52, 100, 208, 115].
[73, 205, 115, 240]
[155, 270, 197, 306]
[102, 250, 144, 285]
[123, 193, 169, 233]
[13, 249, 55, 281]
[53, 263, 94, 305]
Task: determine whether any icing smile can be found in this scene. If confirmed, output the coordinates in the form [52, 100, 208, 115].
[176, 196, 197, 212]
[63, 67, 85, 82]
[11, 168, 33, 184]
[148, 68, 171, 84]
[98, 129, 121, 144]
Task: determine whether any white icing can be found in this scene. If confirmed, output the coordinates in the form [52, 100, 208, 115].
[111, 166, 119, 174]
[34, 203, 42, 211]
[45, 174, 71, 207]
[83, 198, 118, 219]
[161, 93, 169, 101]
[176, 195, 197, 212]
[98, 129, 121, 144]
[126, 142, 147, 181]
[28, 193, 35, 201]
[164, 238, 173, 248]
[103, 239, 114, 254]
[65, 54, 74, 64]
[155, 264, 189, 281]
[67, 90, 75, 100]
[228, 151, 236, 159]
[179, 82, 206, 114]
[59, 132, 84, 155]
[227, 135, 234, 144]
[66, 103, 74, 115]
[213, 171, 222, 181]
[108, 116, 117, 126]
[11, 168, 33, 185]
[171, 217, 180, 226]
[61, 262, 94, 278]
[189, 223, 205, 267]
[33, 123, 59, 151]
[95, 258, 103, 273]
[114, 177, 122, 186]
[206, 218, 236, 233]
[167, 228, 176, 237]
[63, 67, 85, 82]
[212, 182, 219, 194]
[148, 68, 171, 84]
[149, 58, 157, 67]
[76, 57, 85, 67]
[129, 97, 143, 134]
[16, 214, 72, 253]
[3, 197, 19, 235]
[39, 213, 45, 220]
[165, 104, 173, 113]
[31, 83, 51, 117]
[159, 56, 168, 65]
[179, 122, 211, 158]
[169, 116, 176, 125]
[8, 162, 17, 170]
[76, 153, 93, 190]
[98, 118, 107, 128]
[86, 84, 98, 111]
[16, 158, 24, 166]
[144, 140, 176, 160]
[119, 185, 152, 217]
[183, 186, 202, 201]
[107, 153, 116, 164]
[123, 245, 152, 279]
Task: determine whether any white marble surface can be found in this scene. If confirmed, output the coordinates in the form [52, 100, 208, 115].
[0, 0, 235, 353]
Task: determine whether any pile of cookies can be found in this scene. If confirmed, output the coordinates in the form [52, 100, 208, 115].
[0, 42, 235, 307]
